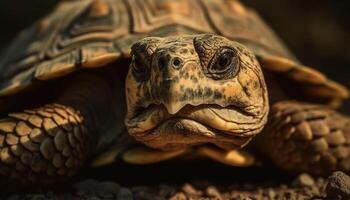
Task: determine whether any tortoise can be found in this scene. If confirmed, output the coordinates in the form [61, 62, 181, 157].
[0, 0, 349, 184]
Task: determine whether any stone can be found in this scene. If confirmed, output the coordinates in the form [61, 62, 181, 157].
[73, 179, 120, 196]
[117, 188, 133, 200]
[169, 192, 186, 200]
[158, 184, 175, 198]
[206, 186, 223, 200]
[292, 173, 315, 187]
[182, 183, 201, 196]
[326, 171, 350, 199]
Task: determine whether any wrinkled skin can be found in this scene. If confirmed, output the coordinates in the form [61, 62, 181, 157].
[125, 34, 269, 150]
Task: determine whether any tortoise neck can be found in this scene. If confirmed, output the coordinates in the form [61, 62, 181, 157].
[56, 73, 126, 151]
[263, 71, 289, 105]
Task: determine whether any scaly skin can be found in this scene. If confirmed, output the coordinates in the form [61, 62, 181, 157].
[257, 101, 350, 176]
[0, 104, 89, 184]
[0, 74, 123, 184]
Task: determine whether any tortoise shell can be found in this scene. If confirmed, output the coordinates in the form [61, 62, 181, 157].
[0, 0, 348, 104]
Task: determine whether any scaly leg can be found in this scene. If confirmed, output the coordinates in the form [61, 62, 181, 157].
[0, 104, 90, 184]
[256, 101, 350, 176]
[0, 74, 122, 184]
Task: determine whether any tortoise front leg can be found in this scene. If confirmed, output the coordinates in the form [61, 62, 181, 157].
[256, 101, 350, 176]
[0, 74, 121, 184]
[0, 104, 90, 184]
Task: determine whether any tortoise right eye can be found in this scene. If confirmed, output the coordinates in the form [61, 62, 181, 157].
[132, 55, 150, 82]
[208, 48, 240, 80]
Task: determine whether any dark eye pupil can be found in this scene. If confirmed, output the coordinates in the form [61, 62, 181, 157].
[214, 52, 233, 71]
[218, 55, 229, 67]
[207, 49, 239, 80]
[173, 58, 181, 67]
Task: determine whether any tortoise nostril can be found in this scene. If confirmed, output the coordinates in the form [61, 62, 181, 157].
[158, 55, 183, 70]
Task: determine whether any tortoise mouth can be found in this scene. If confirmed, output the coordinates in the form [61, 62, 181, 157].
[125, 104, 267, 150]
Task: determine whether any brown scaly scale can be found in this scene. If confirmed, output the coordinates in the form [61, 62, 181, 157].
[0, 0, 349, 184]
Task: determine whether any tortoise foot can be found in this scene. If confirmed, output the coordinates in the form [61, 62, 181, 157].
[257, 101, 350, 176]
[0, 104, 90, 184]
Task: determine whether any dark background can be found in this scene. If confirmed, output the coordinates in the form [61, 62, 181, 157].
[0, 0, 349, 113]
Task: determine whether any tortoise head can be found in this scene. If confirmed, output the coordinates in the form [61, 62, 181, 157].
[125, 34, 269, 150]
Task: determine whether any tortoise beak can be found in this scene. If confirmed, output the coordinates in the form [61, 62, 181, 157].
[163, 101, 186, 115]
[125, 103, 268, 150]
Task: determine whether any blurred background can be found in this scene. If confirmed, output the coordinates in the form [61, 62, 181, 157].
[0, 0, 349, 113]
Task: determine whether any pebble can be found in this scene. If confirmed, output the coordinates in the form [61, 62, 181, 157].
[133, 186, 165, 200]
[292, 173, 315, 187]
[158, 184, 175, 197]
[132, 186, 149, 192]
[73, 179, 120, 196]
[182, 183, 201, 196]
[284, 190, 298, 200]
[315, 177, 326, 188]
[117, 187, 133, 200]
[326, 171, 350, 199]
[169, 192, 187, 200]
[263, 188, 276, 199]
[133, 191, 161, 200]
[206, 186, 223, 200]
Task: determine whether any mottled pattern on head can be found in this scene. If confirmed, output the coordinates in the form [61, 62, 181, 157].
[125, 34, 269, 150]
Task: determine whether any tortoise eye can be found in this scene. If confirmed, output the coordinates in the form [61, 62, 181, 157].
[132, 55, 150, 82]
[209, 48, 240, 80]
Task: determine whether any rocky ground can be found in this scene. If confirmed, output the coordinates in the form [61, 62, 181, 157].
[1, 162, 349, 200]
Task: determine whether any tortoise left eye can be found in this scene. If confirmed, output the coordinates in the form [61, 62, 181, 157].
[214, 51, 233, 71]
[208, 48, 240, 80]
